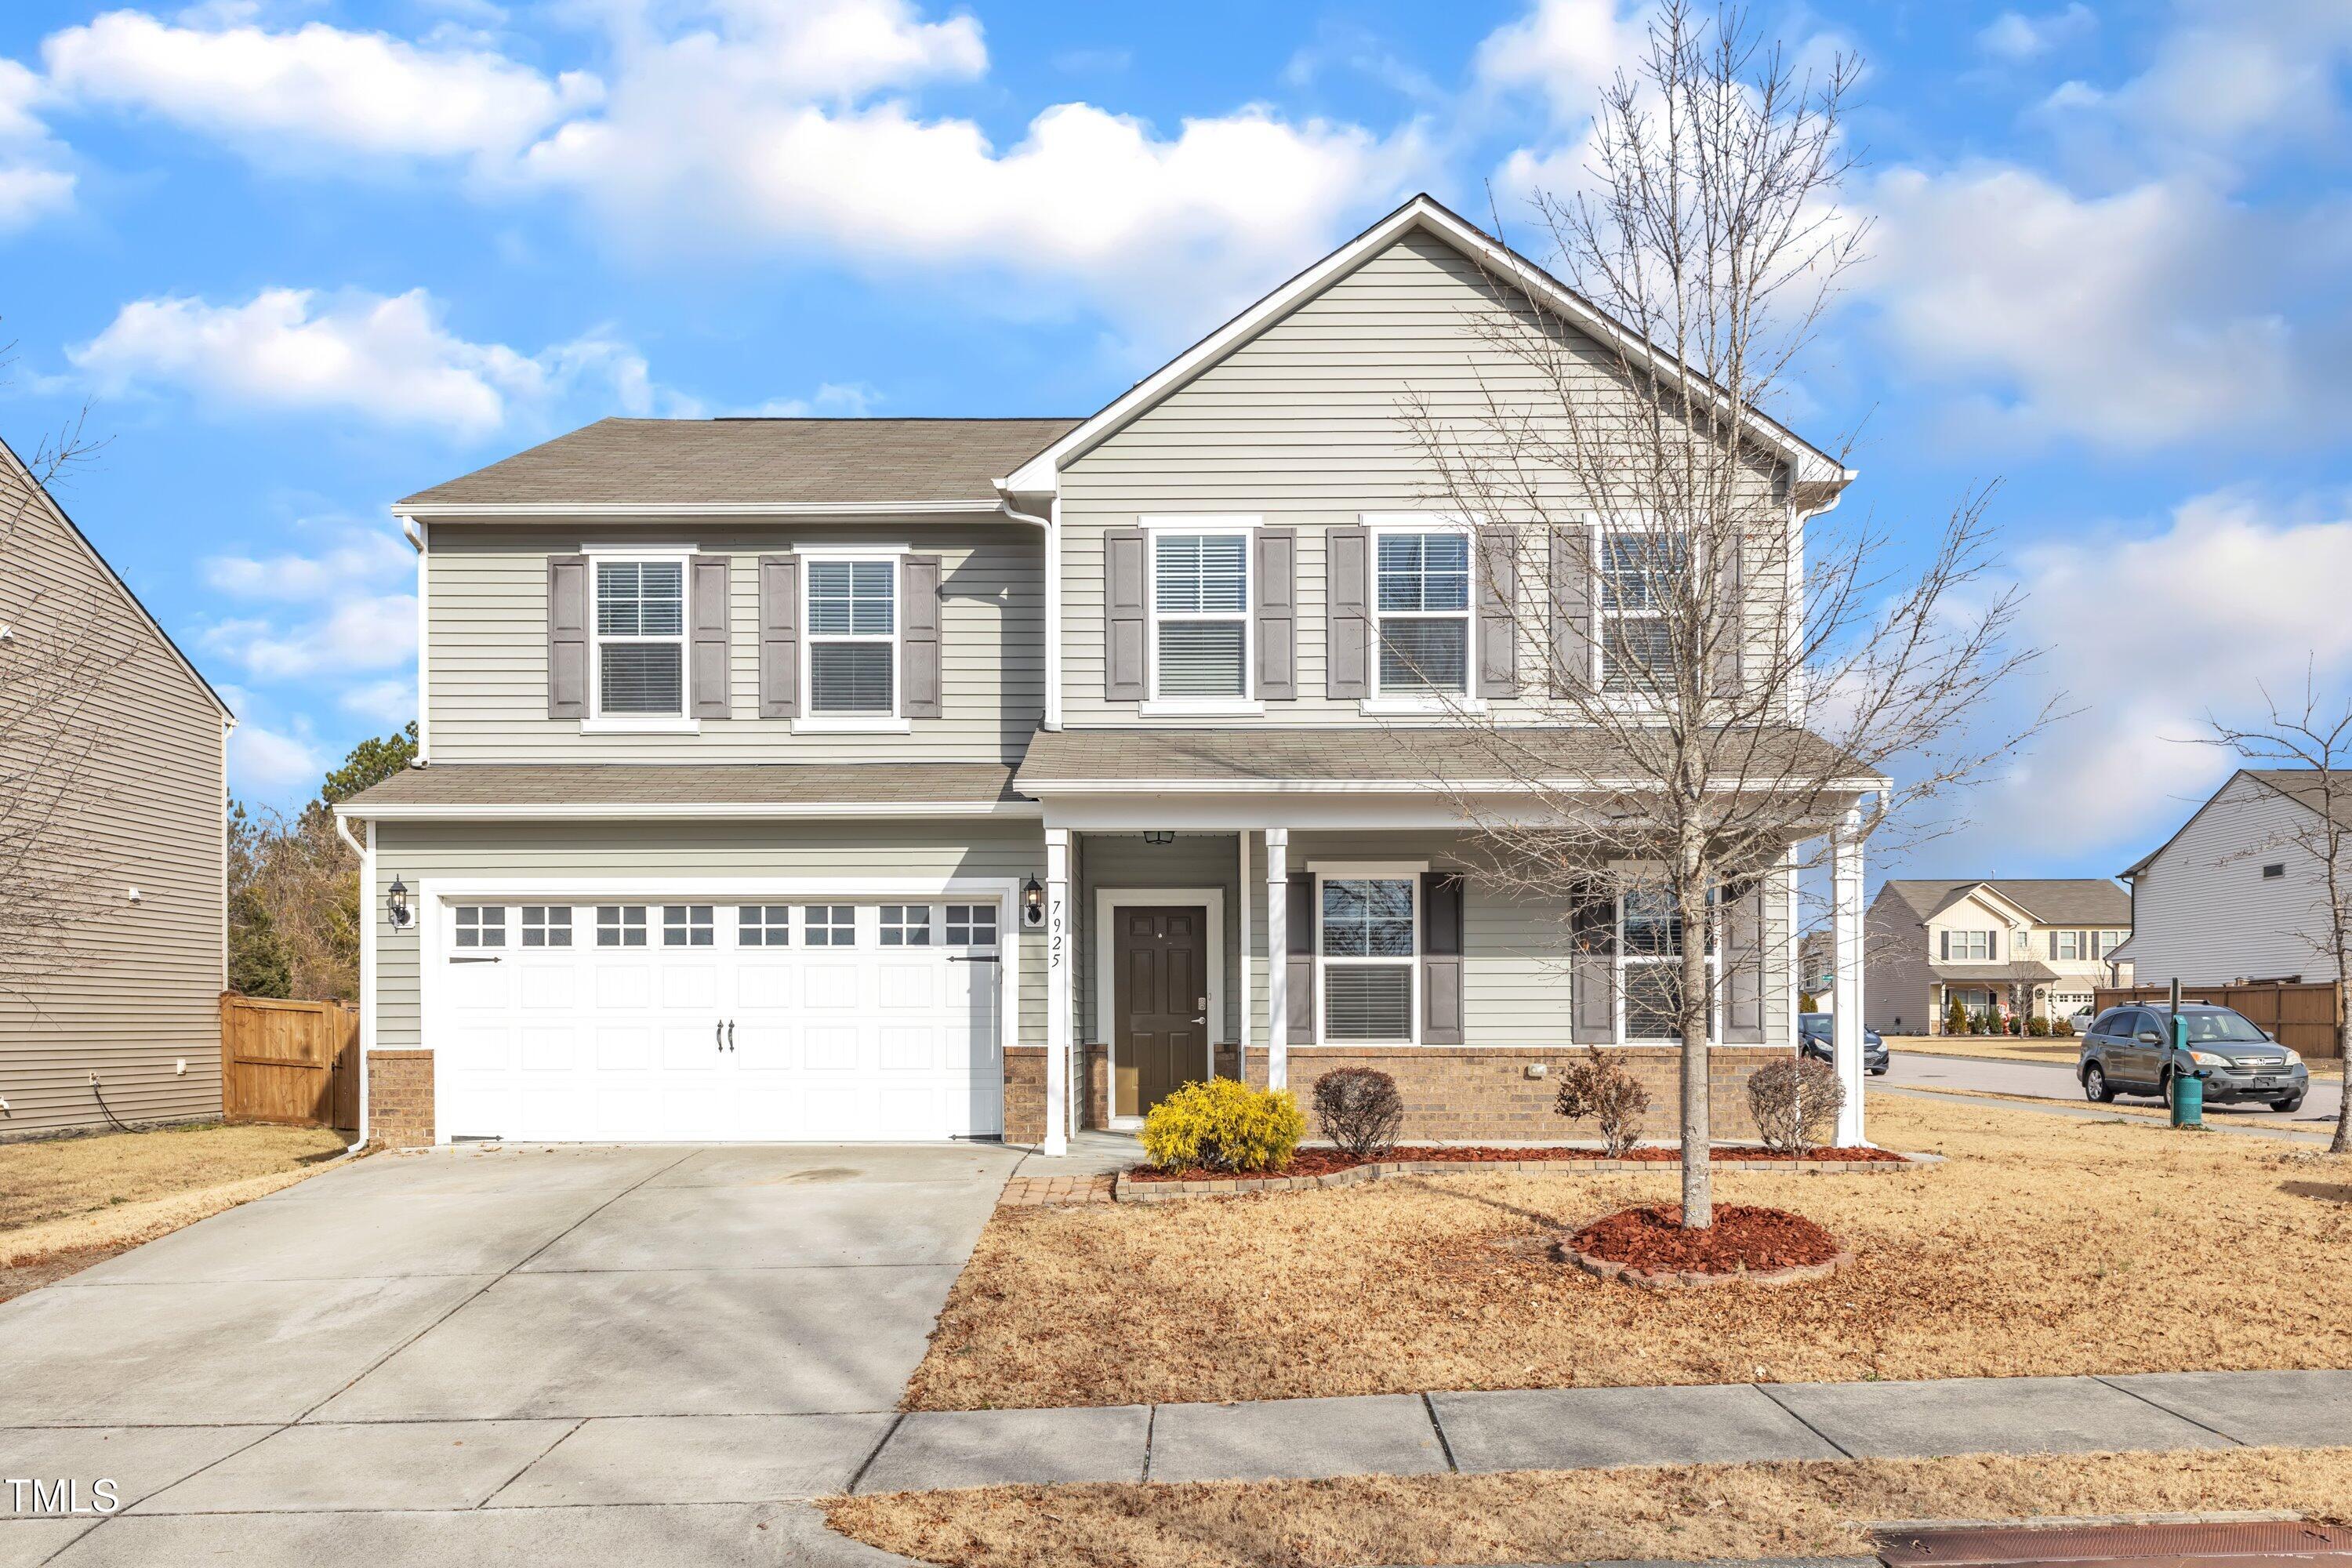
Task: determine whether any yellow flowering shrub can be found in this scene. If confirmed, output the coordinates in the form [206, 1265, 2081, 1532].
[1138, 1079, 1305, 1173]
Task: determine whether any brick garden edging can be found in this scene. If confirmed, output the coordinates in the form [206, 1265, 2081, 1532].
[1558, 1239, 1857, 1290]
[1107, 1150, 1939, 1204]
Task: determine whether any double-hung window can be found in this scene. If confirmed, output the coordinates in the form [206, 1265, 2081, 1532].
[1941, 929, 1994, 960]
[805, 558, 897, 717]
[1151, 532, 1250, 700]
[2097, 930, 2126, 957]
[2053, 930, 2085, 960]
[1374, 530, 1471, 695]
[592, 558, 688, 718]
[1619, 887, 1685, 1040]
[1595, 527, 1686, 695]
[1319, 877, 1417, 1044]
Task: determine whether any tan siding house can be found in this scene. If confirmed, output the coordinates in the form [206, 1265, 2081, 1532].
[336, 195, 1871, 1153]
[1865, 879, 2131, 1035]
[0, 438, 233, 1138]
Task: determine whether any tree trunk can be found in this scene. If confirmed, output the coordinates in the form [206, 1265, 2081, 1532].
[1678, 838, 1712, 1229]
[2333, 945, 2350, 1156]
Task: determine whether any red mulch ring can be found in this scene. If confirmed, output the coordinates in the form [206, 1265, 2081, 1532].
[1128, 1144, 1901, 1182]
[1566, 1203, 1842, 1276]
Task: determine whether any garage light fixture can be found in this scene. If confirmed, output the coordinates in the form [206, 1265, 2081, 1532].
[387, 875, 413, 930]
[1143, 830, 1175, 846]
[1022, 876, 1045, 929]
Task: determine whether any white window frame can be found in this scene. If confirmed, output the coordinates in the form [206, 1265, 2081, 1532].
[2053, 929, 2084, 961]
[2098, 929, 2126, 956]
[796, 544, 912, 735]
[1363, 515, 1486, 716]
[1142, 517, 1261, 717]
[1590, 517, 1693, 702]
[1312, 864, 1421, 1047]
[1942, 928, 1994, 961]
[583, 544, 699, 735]
[1616, 881, 1719, 1044]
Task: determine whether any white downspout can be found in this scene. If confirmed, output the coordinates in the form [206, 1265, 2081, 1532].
[995, 496, 1060, 732]
[332, 811, 372, 1156]
[401, 516, 429, 764]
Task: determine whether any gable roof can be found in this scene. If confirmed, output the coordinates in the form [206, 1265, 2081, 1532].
[395, 417, 1081, 517]
[1002, 192, 1854, 501]
[1878, 878, 2130, 927]
[2119, 768, 2352, 879]
[0, 435, 233, 722]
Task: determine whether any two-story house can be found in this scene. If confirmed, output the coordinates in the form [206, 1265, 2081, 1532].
[1865, 879, 2132, 1035]
[2118, 769, 2350, 988]
[332, 195, 1875, 1153]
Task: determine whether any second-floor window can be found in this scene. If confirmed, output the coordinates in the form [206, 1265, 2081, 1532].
[1152, 532, 1249, 699]
[1597, 528, 1686, 695]
[2098, 930, 2126, 956]
[806, 559, 896, 717]
[1941, 929, 1995, 960]
[1375, 531, 1470, 695]
[2053, 930, 2084, 960]
[593, 558, 686, 717]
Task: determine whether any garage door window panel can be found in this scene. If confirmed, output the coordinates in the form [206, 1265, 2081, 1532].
[662, 905, 715, 947]
[880, 905, 932, 946]
[597, 906, 648, 948]
[739, 906, 790, 946]
[520, 906, 571, 947]
[806, 905, 855, 946]
[946, 903, 997, 947]
[454, 906, 506, 948]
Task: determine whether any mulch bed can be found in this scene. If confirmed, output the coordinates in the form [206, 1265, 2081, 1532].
[1129, 1144, 1904, 1183]
[1562, 1202, 1847, 1288]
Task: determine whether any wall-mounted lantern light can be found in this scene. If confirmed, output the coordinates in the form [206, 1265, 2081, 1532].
[387, 875, 413, 930]
[1022, 875, 1045, 929]
[1143, 830, 1175, 846]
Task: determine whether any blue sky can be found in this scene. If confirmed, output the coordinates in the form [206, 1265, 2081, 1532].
[2, 0, 2348, 885]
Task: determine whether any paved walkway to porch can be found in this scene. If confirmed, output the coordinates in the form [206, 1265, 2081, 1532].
[852, 1367, 2352, 1494]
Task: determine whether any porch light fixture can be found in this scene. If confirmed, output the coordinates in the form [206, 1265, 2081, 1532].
[1143, 830, 1175, 846]
[387, 875, 413, 931]
[1022, 875, 1045, 929]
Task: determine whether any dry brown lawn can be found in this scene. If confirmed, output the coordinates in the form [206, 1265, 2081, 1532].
[907, 1095, 2352, 1410]
[829, 1446, 2352, 1568]
[0, 1123, 350, 1299]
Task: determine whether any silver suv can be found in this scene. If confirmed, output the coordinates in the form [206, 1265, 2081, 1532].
[2077, 1003, 2308, 1112]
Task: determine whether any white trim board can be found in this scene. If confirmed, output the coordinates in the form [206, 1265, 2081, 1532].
[394, 500, 1006, 520]
[1092, 885, 1225, 1126]
[336, 800, 1043, 822]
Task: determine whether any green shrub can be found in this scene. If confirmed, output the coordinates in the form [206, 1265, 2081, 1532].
[2026, 1014, 2049, 1037]
[1944, 994, 1968, 1036]
[1140, 1079, 1305, 1173]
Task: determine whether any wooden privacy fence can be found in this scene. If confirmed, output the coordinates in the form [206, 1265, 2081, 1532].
[220, 993, 361, 1130]
[2092, 981, 2342, 1060]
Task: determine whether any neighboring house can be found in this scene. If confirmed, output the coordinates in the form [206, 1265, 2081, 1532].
[2118, 769, 2351, 987]
[332, 194, 1868, 1152]
[0, 437, 234, 1138]
[1865, 880, 2131, 1035]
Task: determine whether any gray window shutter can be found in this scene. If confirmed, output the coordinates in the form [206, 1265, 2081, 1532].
[902, 554, 942, 720]
[547, 554, 590, 720]
[1105, 528, 1146, 702]
[1548, 524, 1591, 697]
[1255, 528, 1297, 700]
[1570, 886, 1617, 1044]
[1722, 879, 1767, 1044]
[1939, 929, 1949, 961]
[758, 554, 798, 720]
[691, 556, 731, 720]
[1476, 525, 1518, 697]
[1325, 525, 1369, 699]
[1286, 872, 1316, 1040]
[1421, 871, 1465, 1046]
[1714, 531, 1744, 695]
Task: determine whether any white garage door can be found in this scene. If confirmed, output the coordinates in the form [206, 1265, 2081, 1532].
[430, 897, 1005, 1142]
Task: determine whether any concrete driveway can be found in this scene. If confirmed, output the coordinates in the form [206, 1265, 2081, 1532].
[0, 1140, 1022, 1566]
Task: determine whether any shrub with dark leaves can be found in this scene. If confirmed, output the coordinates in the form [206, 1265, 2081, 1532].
[1748, 1055, 1846, 1152]
[1311, 1067, 1404, 1160]
[1552, 1047, 1651, 1157]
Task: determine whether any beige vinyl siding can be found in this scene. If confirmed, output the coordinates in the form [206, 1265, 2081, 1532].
[0, 455, 228, 1138]
[426, 521, 1040, 764]
[1076, 833, 1243, 1047]
[1225, 832, 1791, 1048]
[1058, 230, 1788, 725]
[369, 818, 1046, 1053]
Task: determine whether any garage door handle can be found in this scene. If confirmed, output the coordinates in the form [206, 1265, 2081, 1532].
[450, 956, 501, 965]
[715, 1021, 723, 1052]
[947, 954, 1000, 964]
[728, 1021, 736, 1053]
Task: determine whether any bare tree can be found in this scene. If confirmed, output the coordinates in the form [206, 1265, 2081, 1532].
[0, 408, 133, 1002]
[1394, 3, 2049, 1226]
[2207, 679, 2352, 1154]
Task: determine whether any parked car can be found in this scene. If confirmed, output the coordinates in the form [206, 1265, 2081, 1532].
[2077, 1003, 2308, 1112]
[1798, 1013, 1890, 1075]
[2066, 1005, 2097, 1035]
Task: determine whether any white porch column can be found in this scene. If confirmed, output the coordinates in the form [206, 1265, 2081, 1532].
[1237, 832, 1252, 1076]
[1044, 826, 1072, 1156]
[1265, 828, 1288, 1091]
[1831, 807, 1867, 1146]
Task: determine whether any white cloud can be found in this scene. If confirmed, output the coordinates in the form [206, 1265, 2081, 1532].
[1863, 165, 2314, 448]
[1474, 0, 1639, 123]
[203, 527, 414, 602]
[742, 382, 884, 417]
[1944, 491, 2352, 862]
[337, 677, 418, 727]
[205, 593, 417, 681]
[68, 286, 688, 437]
[0, 58, 74, 230]
[200, 521, 417, 695]
[228, 717, 327, 797]
[40, 8, 601, 169]
[1977, 5, 2094, 62]
[2042, 0, 2352, 164]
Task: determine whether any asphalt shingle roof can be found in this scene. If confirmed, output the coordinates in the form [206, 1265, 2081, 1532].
[1881, 878, 2131, 927]
[397, 417, 1082, 510]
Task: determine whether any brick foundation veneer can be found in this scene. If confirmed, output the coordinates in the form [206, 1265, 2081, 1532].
[1003, 1045, 1047, 1145]
[366, 1050, 435, 1149]
[1280, 1045, 1784, 1142]
[1083, 1044, 1109, 1129]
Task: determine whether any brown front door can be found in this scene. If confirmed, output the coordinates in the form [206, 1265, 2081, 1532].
[1114, 906, 1207, 1118]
